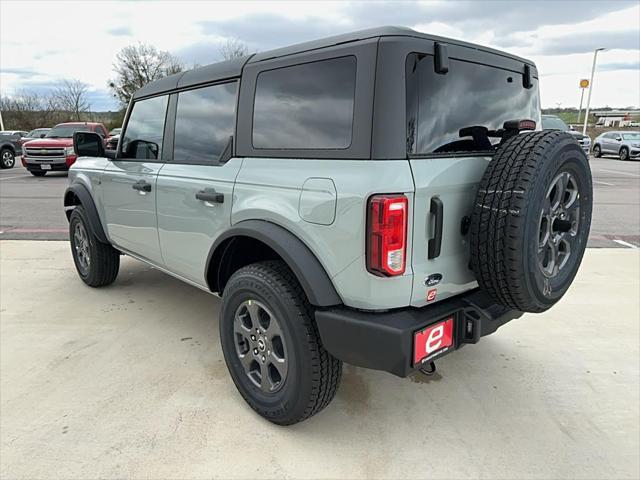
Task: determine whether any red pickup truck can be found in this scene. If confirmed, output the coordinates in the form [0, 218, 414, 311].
[22, 122, 108, 176]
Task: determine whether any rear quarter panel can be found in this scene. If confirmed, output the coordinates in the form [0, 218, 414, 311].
[232, 158, 416, 310]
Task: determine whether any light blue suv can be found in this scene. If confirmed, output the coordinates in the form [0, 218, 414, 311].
[64, 27, 593, 424]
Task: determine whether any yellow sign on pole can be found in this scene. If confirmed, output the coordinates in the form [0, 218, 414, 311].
[580, 79, 589, 88]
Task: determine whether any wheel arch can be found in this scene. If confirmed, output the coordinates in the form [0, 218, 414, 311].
[63, 183, 109, 244]
[206, 220, 342, 307]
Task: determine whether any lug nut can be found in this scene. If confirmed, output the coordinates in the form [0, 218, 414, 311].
[261, 355, 266, 362]
[253, 348, 258, 355]
[251, 335, 256, 341]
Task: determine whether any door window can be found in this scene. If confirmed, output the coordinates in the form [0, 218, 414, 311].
[120, 95, 169, 160]
[173, 81, 237, 164]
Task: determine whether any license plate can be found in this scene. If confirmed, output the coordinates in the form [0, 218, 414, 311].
[413, 317, 454, 365]
[41, 164, 51, 170]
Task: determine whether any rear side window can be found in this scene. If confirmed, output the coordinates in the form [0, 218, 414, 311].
[406, 53, 540, 155]
[120, 95, 169, 160]
[173, 81, 237, 164]
[252, 56, 356, 150]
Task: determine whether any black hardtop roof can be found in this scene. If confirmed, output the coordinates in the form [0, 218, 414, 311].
[133, 26, 535, 100]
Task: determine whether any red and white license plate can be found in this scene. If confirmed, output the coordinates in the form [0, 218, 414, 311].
[413, 317, 454, 365]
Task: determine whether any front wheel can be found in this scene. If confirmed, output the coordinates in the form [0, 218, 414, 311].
[219, 260, 342, 425]
[69, 205, 120, 287]
[620, 147, 629, 161]
[0, 148, 15, 169]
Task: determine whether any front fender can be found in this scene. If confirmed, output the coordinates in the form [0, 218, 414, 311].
[64, 183, 109, 244]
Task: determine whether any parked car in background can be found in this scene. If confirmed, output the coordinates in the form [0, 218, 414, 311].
[105, 134, 119, 150]
[593, 131, 640, 160]
[0, 132, 25, 168]
[541, 115, 591, 154]
[24, 128, 51, 140]
[22, 122, 109, 176]
[108, 127, 121, 137]
[0, 130, 28, 137]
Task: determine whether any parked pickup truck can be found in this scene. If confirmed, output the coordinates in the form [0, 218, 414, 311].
[65, 27, 593, 425]
[22, 122, 109, 176]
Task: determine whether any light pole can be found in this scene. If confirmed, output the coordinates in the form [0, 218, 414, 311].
[583, 48, 606, 135]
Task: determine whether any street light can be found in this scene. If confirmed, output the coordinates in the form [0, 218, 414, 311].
[582, 47, 607, 135]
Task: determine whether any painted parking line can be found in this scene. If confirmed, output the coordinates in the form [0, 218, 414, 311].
[594, 181, 615, 186]
[0, 175, 26, 181]
[598, 169, 640, 178]
[0, 228, 68, 234]
[612, 239, 638, 249]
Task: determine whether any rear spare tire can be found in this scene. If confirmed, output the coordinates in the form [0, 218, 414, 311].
[470, 131, 592, 313]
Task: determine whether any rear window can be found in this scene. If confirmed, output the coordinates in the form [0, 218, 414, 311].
[406, 53, 539, 155]
[252, 56, 356, 150]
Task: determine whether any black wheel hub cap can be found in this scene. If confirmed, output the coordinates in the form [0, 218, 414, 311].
[233, 300, 288, 393]
[538, 171, 580, 278]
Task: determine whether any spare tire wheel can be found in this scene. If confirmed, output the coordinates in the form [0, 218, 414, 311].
[470, 131, 592, 313]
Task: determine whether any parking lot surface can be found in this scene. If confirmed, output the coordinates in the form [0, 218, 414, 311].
[0, 156, 638, 246]
[1, 241, 638, 479]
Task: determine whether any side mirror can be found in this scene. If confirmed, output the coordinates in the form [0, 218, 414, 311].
[616, 136, 622, 141]
[569, 125, 575, 131]
[73, 131, 105, 158]
[40, 133, 46, 138]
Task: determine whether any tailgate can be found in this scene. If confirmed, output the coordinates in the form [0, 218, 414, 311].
[409, 156, 490, 307]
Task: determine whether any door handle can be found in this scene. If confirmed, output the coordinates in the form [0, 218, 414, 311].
[132, 180, 151, 193]
[196, 188, 224, 204]
[428, 196, 443, 259]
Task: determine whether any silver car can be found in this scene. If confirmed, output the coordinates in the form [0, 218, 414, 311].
[593, 130, 640, 160]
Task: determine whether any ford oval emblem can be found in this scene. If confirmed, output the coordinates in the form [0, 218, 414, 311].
[424, 273, 443, 287]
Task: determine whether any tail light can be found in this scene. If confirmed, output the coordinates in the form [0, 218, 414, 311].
[367, 194, 408, 276]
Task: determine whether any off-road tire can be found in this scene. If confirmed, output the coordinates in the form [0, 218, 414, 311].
[619, 147, 629, 161]
[470, 131, 592, 313]
[30, 171, 46, 177]
[220, 260, 342, 425]
[592, 144, 601, 158]
[0, 148, 15, 169]
[69, 205, 119, 287]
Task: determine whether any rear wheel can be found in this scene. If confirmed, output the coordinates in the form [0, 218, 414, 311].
[69, 205, 120, 287]
[592, 144, 601, 157]
[619, 147, 629, 161]
[470, 131, 592, 313]
[219, 260, 342, 425]
[30, 171, 46, 177]
[0, 148, 15, 169]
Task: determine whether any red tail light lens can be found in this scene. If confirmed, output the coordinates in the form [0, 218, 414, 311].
[367, 194, 408, 276]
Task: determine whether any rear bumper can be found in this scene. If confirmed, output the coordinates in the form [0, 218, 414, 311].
[315, 289, 523, 377]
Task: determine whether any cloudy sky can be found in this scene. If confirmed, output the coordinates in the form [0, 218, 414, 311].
[1, 0, 638, 111]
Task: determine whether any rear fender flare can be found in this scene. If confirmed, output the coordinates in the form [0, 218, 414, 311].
[206, 220, 342, 307]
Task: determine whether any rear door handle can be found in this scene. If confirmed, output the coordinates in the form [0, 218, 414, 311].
[132, 180, 151, 193]
[196, 188, 224, 204]
[428, 196, 443, 259]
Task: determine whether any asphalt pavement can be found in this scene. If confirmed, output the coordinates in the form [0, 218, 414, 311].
[1, 155, 638, 247]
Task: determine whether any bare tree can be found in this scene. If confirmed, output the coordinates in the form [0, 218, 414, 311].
[109, 43, 183, 107]
[55, 80, 90, 121]
[220, 38, 249, 60]
[0, 90, 62, 130]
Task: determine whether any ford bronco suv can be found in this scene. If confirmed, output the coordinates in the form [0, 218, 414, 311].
[64, 27, 592, 425]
